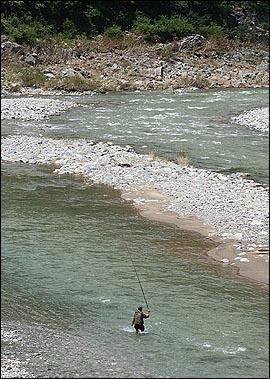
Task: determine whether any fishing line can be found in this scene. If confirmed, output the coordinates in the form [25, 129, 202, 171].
[127, 249, 150, 310]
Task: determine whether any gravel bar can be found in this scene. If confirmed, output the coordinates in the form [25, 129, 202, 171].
[232, 107, 269, 132]
[1, 134, 269, 246]
[1, 98, 76, 120]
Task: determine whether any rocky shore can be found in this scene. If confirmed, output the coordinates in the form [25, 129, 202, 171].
[232, 106, 269, 132]
[1, 34, 269, 94]
[1, 97, 76, 120]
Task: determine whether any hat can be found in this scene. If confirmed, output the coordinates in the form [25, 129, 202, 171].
[138, 306, 143, 311]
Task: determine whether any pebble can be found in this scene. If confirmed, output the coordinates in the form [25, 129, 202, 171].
[1, 357, 35, 378]
[1, 98, 76, 120]
[232, 107, 269, 132]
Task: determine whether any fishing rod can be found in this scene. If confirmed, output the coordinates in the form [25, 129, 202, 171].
[128, 249, 150, 311]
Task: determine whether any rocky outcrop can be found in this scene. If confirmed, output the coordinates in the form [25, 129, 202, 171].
[1, 34, 269, 94]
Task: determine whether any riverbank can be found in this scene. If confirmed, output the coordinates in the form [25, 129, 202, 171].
[1, 33, 269, 95]
[1, 94, 269, 286]
[121, 187, 269, 285]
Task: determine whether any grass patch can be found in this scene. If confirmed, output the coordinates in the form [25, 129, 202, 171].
[44, 75, 102, 92]
[149, 150, 158, 160]
[1, 60, 46, 90]
[176, 76, 211, 89]
[19, 66, 46, 87]
[176, 151, 191, 167]
[158, 43, 178, 61]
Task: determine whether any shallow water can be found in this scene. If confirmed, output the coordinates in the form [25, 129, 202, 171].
[1, 162, 269, 378]
[1, 88, 269, 377]
[2, 87, 269, 185]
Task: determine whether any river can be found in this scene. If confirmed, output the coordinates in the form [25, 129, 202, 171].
[1, 88, 269, 378]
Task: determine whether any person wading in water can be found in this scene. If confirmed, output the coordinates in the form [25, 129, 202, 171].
[131, 306, 150, 334]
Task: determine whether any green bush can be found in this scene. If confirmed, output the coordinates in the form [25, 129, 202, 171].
[10, 24, 38, 44]
[103, 24, 123, 39]
[132, 15, 153, 35]
[2, 65, 46, 89]
[19, 67, 46, 87]
[45, 76, 101, 92]
[155, 15, 195, 40]
[61, 18, 78, 39]
[1, 1, 268, 45]
[198, 22, 225, 38]
[1, 15, 20, 35]
[9, 21, 53, 45]
[233, 24, 256, 42]
[132, 14, 195, 42]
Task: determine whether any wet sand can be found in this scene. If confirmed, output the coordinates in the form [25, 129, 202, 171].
[122, 187, 269, 287]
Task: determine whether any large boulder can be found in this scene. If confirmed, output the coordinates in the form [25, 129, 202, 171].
[179, 34, 206, 50]
[1, 40, 23, 53]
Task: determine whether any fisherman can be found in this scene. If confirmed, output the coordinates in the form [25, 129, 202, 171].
[131, 306, 150, 334]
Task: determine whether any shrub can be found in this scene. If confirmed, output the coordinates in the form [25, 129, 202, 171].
[1, 63, 46, 90]
[45, 76, 101, 92]
[158, 43, 178, 61]
[19, 67, 46, 87]
[176, 151, 191, 167]
[198, 22, 225, 38]
[132, 14, 153, 35]
[149, 150, 158, 160]
[10, 23, 38, 45]
[61, 18, 78, 39]
[132, 14, 195, 42]
[103, 24, 123, 39]
[9, 21, 53, 45]
[154, 15, 195, 40]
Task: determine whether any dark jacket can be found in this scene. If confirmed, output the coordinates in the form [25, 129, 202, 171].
[132, 310, 149, 325]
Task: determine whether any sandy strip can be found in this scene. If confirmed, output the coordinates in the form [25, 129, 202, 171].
[122, 187, 269, 287]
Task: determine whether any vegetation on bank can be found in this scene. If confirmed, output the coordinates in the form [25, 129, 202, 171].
[1, 0, 269, 45]
[1, 1, 269, 93]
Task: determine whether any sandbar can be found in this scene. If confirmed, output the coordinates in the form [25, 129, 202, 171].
[122, 187, 269, 287]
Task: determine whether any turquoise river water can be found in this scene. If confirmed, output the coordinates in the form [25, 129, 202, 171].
[1, 88, 269, 378]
